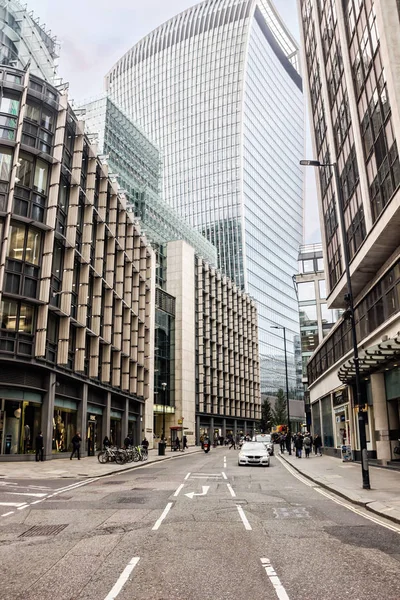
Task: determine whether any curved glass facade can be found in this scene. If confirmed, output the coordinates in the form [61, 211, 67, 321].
[105, 0, 304, 394]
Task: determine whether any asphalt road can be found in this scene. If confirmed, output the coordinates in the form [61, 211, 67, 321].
[1, 448, 400, 600]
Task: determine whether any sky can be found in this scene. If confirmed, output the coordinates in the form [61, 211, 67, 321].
[26, 0, 320, 243]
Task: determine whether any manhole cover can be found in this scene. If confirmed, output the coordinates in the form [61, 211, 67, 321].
[118, 497, 145, 504]
[19, 524, 68, 538]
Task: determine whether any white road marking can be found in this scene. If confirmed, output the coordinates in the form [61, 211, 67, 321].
[104, 556, 140, 600]
[1, 511, 14, 517]
[173, 484, 184, 497]
[260, 558, 290, 600]
[184, 472, 191, 480]
[30, 499, 45, 505]
[5, 492, 47, 497]
[152, 502, 173, 531]
[221, 472, 228, 480]
[227, 484, 236, 497]
[315, 488, 400, 533]
[236, 504, 252, 530]
[185, 486, 210, 499]
[17, 504, 29, 510]
[0, 502, 26, 507]
[275, 455, 313, 487]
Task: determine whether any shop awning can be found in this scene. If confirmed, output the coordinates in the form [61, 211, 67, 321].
[338, 334, 400, 383]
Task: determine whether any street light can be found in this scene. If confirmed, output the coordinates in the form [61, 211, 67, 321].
[300, 159, 370, 489]
[161, 382, 167, 442]
[271, 325, 291, 455]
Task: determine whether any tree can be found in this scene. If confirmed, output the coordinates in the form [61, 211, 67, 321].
[259, 397, 273, 432]
[272, 389, 287, 426]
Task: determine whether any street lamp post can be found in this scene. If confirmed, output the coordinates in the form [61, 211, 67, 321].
[271, 325, 291, 455]
[300, 159, 370, 489]
[161, 382, 167, 442]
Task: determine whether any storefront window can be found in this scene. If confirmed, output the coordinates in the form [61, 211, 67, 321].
[0, 396, 41, 454]
[334, 406, 350, 447]
[53, 407, 77, 453]
[321, 395, 334, 447]
[87, 413, 103, 455]
[110, 416, 122, 447]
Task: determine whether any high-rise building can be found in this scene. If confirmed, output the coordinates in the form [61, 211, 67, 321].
[299, 0, 400, 462]
[0, 0, 58, 82]
[105, 0, 305, 395]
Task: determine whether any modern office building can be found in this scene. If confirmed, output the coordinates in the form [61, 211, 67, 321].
[299, 0, 400, 462]
[0, 66, 155, 460]
[80, 95, 217, 268]
[105, 0, 305, 396]
[0, 0, 58, 82]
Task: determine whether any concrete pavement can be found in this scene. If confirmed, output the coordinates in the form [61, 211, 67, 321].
[279, 450, 400, 524]
[0, 445, 202, 480]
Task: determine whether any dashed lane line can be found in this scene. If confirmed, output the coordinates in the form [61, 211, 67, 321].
[104, 556, 140, 600]
[236, 504, 252, 530]
[227, 484, 236, 497]
[173, 484, 185, 497]
[184, 472, 191, 480]
[152, 502, 173, 531]
[260, 558, 290, 600]
[221, 472, 228, 480]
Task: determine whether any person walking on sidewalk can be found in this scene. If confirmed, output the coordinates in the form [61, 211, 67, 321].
[280, 434, 286, 454]
[70, 432, 82, 460]
[314, 434, 322, 456]
[295, 434, 303, 458]
[304, 433, 312, 458]
[35, 431, 44, 462]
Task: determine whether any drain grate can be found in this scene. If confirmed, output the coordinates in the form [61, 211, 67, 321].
[19, 524, 68, 538]
[117, 497, 145, 504]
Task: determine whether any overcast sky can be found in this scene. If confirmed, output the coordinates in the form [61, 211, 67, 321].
[27, 0, 320, 243]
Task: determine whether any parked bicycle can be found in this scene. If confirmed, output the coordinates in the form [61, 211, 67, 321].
[97, 444, 149, 464]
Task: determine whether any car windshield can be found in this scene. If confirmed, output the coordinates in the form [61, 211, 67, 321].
[256, 434, 271, 442]
[241, 443, 266, 452]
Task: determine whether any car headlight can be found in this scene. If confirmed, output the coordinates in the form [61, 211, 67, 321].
[239, 453, 245, 458]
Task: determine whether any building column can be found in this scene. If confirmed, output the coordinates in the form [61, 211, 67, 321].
[222, 418, 226, 440]
[371, 373, 391, 462]
[122, 398, 129, 442]
[210, 416, 214, 444]
[78, 383, 88, 457]
[42, 373, 56, 460]
[234, 420, 237, 438]
[103, 392, 111, 441]
[244, 420, 248, 436]
[196, 415, 200, 445]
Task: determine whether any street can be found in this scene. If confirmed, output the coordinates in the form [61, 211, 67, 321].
[1, 449, 400, 600]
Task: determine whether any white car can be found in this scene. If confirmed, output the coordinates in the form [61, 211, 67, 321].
[252, 433, 274, 456]
[238, 442, 270, 467]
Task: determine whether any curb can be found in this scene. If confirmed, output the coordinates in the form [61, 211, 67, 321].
[278, 453, 400, 526]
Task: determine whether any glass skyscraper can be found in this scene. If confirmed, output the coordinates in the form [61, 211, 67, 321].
[105, 0, 304, 394]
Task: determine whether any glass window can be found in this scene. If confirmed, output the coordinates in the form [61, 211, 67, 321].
[298, 281, 316, 301]
[301, 330, 319, 352]
[41, 108, 54, 130]
[319, 279, 327, 298]
[25, 103, 40, 123]
[19, 304, 34, 333]
[0, 146, 12, 181]
[34, 159, 48, 194]
[25, 228, 41, 265]
[320, 303, 336, 325]
[0, 95, 20, 116]
[7, 224, 25, 261]
[303, 259, 314, 272]
[321, 395, 334, 447]
[317, 258, 324, 271]
[1, 399, 42, 455]
[17, 154, 33, 187]
[300, 304, 318, 326]
[0, 300, 18, 329]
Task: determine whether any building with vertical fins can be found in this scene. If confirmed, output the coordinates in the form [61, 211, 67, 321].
[105, 0, 305, 397]
[299, 0, 400, 462]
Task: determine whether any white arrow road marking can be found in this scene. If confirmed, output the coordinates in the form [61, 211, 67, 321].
[236, 504, 252, 530]
[5, 492, 47, 497]
[104, 556, 140, 600]
[185, 486, 210, 499]
[152, 502, 173, 531]
[260, 558, 290, 600]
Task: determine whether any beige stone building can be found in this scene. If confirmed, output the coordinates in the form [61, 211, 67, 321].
[299, 0, 400, 462]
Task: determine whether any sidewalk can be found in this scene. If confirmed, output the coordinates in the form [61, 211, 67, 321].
[0, 445, 202, 480]
[279, 451, 400, 525]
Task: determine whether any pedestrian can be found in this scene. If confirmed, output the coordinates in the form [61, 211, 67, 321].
[35, 431, 44, 462]
[123, 435, 132, 449]
[142, 437, 149, 449]
[304, 433, 312, 458]
[103, 436, 110, 449]
[200, 434, 204, 449]
[70, 432, 82, 460]
[183, 435, 188, 450]
[295, 434, 303, 458]
[280, 434, 286, 454]
[175, 436, 180, 451]
[285, 431, 292, 455]
[314, 433, 322, 456]
[229, 435, 236, 450]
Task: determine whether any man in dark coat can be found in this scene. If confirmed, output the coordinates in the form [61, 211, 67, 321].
[70, 432, 82, 460]
[295, 434, 304, 458]
[35, 431, 44, 462]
